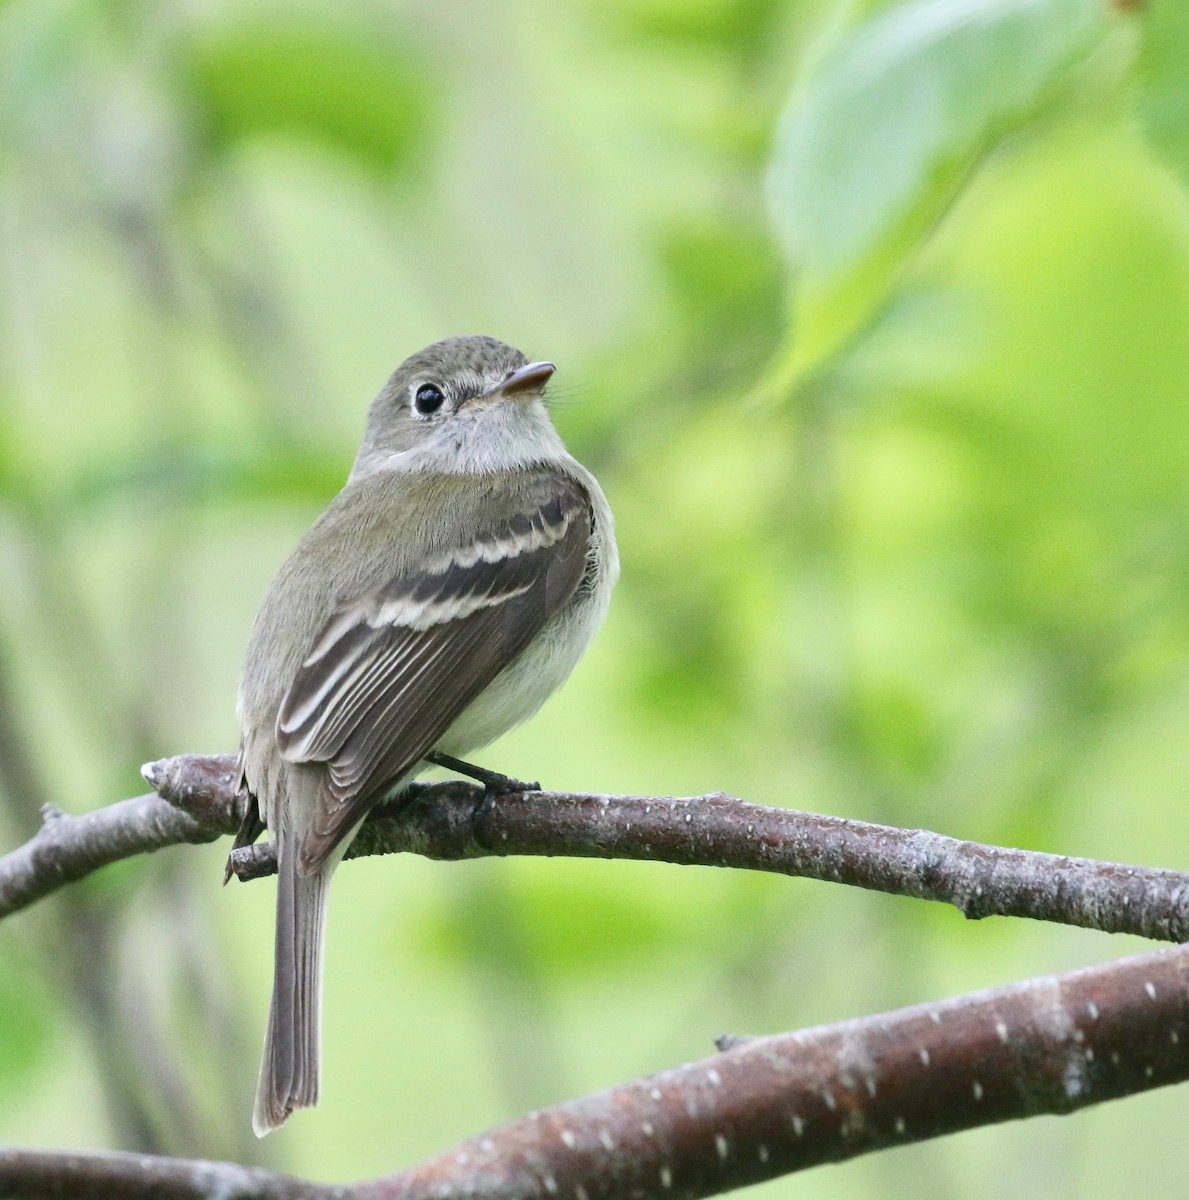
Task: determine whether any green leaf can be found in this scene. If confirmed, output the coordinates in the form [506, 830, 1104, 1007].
[1135, 0, 1189, 189]
[767, 0, 1110, 380]
[181, 16, 432, 174]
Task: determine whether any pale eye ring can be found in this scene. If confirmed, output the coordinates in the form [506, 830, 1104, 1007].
[413, 382, 445, 415]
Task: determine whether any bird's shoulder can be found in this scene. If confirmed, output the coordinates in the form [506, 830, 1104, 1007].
[266, 462, 589, 614]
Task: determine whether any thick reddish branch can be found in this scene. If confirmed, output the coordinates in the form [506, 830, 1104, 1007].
[0, 1148, 328, 1199]
[5, 942, 1189, 1199]
[358, 941, 1189, 1199]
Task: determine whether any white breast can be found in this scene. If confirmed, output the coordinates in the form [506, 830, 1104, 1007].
[438, 466, 617, 757]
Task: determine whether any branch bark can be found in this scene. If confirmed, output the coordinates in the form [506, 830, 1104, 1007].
[0, 1148, 327, 1200]
[5, 941, 1189, 1198]
[0, 756, 241, 919]
[3, 753, 1189, 946]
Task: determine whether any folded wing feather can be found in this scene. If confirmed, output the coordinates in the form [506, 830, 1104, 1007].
[274, 474, 593, 871]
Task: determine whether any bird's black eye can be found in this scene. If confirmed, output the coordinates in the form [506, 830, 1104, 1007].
[413, 383, 445, 415]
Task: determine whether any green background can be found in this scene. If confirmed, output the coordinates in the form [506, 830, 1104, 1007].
[2, 0, 1189, 1194]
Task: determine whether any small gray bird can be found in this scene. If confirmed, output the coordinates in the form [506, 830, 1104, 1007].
[235, 336, 617, 1135]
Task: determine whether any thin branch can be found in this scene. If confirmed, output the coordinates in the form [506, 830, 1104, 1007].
[2, 754, 1189, 946]
[0, 756, 241, 919]
[5, 941, 1189, 1199]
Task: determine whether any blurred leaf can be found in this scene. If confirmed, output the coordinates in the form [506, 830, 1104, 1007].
[1135, 0, 1189, 189]
[58, 445, 346, 515]
[767, 0, 1111, 380]
[823, 119, 1189, 838]
[413, 863, 738, 980]
[657, 219, 787, 388]
[181, 16, 431, 174]
[0, 960, 53, 1099]
[603, 0, 784, 53]
[616, 405, 789, 732]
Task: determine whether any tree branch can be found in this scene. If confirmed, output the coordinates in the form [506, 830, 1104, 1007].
[2, 754, 1189, 945]
[0, 1147, 329, 1200]
[0, 756, 241, 919]
[5, 755, 1189, 1195]
[5, 941, 1189, 1198]
[359, 940, 1189, 1198]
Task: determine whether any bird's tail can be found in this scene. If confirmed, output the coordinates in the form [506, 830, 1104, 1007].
[253, 824, 330, 1137]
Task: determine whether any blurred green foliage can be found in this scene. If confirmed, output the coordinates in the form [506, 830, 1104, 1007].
[1, 0, 1188, 1194]
[182, 14, 432, 173]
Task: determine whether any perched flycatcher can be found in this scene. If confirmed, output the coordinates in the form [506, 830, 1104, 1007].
[235, 335, 618, 1135]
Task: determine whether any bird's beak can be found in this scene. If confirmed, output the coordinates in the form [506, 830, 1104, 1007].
[491, 361, 556, 400]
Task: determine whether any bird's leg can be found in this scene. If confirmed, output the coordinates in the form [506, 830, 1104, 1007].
[424, 750, 541, 795]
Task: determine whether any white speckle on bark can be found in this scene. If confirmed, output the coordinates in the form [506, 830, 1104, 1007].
[715, 1134, 729, 1160]
[972, 1080, 983, 1101]
[456, 1154, 469, 1166]
[660, 1166, 673, 1189]
[792, 1114, 805, 1136]
[1032, 977, 1083, 1081]
[1110, 1051, 1121, 1066]
[1085, 1047, 1094, 1062]
[544, 1175, 558, 1195]
[481, 1139, 495, 1153]
[707, 1067, 722, 1087]
[1172, 1030, 1180, 1045]
[599, 1129, 616, 1151]
[642, 1121, 654, 1136]
[865, 1076, 877, 1098]
[1064, 1055, 1088, 1099]
[823, 1090, 837, 1111]
[758, 1145, 769, 1164]
[1145, 981, 1157, 1000]
[919, 1048, 931, 1067]
[895, 1117, 906, 1135]
[650, 1087, 663, 1101]
[842, 1111, 867, 1139]
[995, 1021, 1009, 1043]
[929, 1011, 941, 1025]
[575, 1187, 589, 1200]
[1145, 1065, 1154, 1079]
[1087, 1002, 1099, 1020]
[560, 1130, 576, 1149]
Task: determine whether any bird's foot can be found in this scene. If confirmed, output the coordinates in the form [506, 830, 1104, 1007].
[424, 750, 541, 796]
